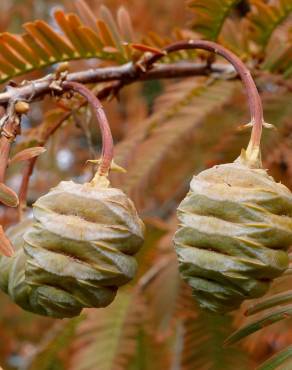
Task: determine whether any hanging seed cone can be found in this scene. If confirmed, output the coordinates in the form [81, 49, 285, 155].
[0, 176, 144, 318]
[0, 217, 92, 318]
[0, 219, 34, 312]
[173, 149, 292, 313]
[23, 177, 144, 318]
[0, 82, 145, 318]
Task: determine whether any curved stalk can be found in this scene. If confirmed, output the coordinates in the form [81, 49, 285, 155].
[62, 81, 114, 177]
[143, 40, 264, 150]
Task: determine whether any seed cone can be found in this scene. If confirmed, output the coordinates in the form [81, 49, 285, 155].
[173, 156, 292, 313]
[0, 219, 34, 311]
[0, 179, 144, 318]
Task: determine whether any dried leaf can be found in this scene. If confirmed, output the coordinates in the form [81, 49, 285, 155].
[248, 0, 292, 48]
[75, 0, 98, 31]
[257, 345, 292, 370]
[188, 0, 241, 40]
[113, 79, 239, 211]
[245, 290, 292, 316]
[225, 305, 292, 345]
[99, 5, 124, 55]
[0, 183, 19, 207]
[96, 19, 116, 50]
[10, 147, 46, 164]
[117, 6, 134, 43]
[0, 225, 14, 257]
[130, 43, 166, 55]
[0, 42, 27, 70]
[0, 8, 134, 84]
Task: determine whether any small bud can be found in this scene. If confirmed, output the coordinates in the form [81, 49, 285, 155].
[56, 62, 69, 74]
[263, 122, 276, 129]
[87, 158, 126, 173]
[15, 101, 30, 114]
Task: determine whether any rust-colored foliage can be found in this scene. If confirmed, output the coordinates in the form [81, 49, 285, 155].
[0, 1, 291, 370]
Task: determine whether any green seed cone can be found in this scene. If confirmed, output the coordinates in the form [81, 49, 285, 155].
[0, 180, 144, 318]
[173, 159, 292, 314]
[0, 219, 34, 312]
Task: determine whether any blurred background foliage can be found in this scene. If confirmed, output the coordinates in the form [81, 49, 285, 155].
[0, 0, 292, 369]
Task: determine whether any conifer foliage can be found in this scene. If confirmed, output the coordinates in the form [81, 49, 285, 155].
[0, 1, 291, 370]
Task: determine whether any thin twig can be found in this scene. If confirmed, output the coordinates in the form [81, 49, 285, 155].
[0, 134, 12, 183]
[137, 255, 173, 291]
[62, 81, 114, 176]
[0, 42, 263, 148]
[0, 62, 232, 105]
[142, 40, 264, 149]
[5, 40, 265, 208]
[0, 115, 20, 183]
[16, 82, 120, 212]
[18, 157, 36, 217]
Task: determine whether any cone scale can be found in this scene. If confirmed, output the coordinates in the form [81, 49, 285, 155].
[0, 179, 144, 318]
[173, 153, 292, 313]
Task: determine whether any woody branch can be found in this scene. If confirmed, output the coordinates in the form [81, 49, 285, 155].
[0, 61, 234, 105]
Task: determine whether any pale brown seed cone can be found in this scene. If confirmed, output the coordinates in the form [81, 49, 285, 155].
[173, 160, 292, 313]
[0, 180, 144, 318]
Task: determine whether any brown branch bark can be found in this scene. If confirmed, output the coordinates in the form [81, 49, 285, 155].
[16, 82, 119, 213]
[0, 119, 20, 183]
[0, 40, 266, 210]
[0, 41, 264, 151]
[18, 157, 36, 216]
[0, 62, 233, 105]
[143, 40, 264, 149]
[0, 135, 11, 183]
